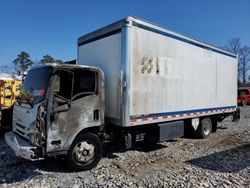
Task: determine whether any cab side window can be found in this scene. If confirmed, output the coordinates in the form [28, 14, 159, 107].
[55, 72, 73, 100]
[53, 71, 73, 107]
[72, 70, 97, 101]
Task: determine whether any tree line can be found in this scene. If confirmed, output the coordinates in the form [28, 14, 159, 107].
[224, 38, 250, 83]
[12, 51, 64, 76]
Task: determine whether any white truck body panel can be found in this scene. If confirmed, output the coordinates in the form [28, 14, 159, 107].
[131, 27, 237, 116]
[78, 33, 122, 120]
[78, 17, 237, 127]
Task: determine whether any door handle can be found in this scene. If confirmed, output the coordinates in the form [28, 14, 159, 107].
[94, 109, 99, 121]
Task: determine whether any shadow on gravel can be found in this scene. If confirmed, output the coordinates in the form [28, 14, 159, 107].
[133, 142, 167, 153]
[0, 159, 42, 184]
[0, 140, 169, 185]
[0, 134, 68, 184]
[0, 157, 70, 184]
[0, 142, 168, 184]
[217, 127, 228, 130]
[104, 139, 169, 155]
[187, 144, 250, 173]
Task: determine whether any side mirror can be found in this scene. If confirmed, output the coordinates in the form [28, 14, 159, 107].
[54, 103, 70, 113]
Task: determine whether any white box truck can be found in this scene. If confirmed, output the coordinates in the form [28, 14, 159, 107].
[5, 16, 240, 171]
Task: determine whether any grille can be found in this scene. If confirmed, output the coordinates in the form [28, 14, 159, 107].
[16, 122, 26, 129]
[15, 122, 29, 139]
[16, 129, 25, 136]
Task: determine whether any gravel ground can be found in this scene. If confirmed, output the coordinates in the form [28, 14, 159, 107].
[0, 107, 249, 188]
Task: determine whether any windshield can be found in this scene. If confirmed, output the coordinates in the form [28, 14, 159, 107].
[20, 66, 53, 105]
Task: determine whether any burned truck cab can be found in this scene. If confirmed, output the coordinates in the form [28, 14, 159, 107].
[5, 64, 105, 171]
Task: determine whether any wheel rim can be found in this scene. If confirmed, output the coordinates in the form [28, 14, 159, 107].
[203, 121, 211, 136]
[72, 141, 95, 165]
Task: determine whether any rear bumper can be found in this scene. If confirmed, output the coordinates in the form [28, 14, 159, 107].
[4, 131, 43, 161]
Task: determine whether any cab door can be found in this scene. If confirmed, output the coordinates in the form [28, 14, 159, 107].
[46, 69, 101, 154]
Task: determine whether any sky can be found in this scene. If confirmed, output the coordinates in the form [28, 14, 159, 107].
[0, 0, 250, 66]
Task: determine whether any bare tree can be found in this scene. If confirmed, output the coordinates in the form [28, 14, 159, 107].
[224, 38, 241, 54]
[224, 38, 250, 83]
[224, 38, 242, 81]
[0, 64, 14, 74]
[239, 46, 250, 83]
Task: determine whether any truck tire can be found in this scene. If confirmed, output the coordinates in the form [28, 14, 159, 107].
[66, 133, 103, 171]
[196, 118, 212, 139]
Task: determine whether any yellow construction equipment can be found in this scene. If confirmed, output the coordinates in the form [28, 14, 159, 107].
[0, 73, 22, 130]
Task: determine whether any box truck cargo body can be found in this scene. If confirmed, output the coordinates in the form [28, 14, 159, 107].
[78, 16, 238, 127]
[5, 17, 239, 171]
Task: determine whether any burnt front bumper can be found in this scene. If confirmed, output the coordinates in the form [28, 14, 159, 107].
[4, 131, 43, 161]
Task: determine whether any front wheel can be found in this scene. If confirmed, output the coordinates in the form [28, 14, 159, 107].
[66, 133, 103, 171]
[196, 118, 212, 139]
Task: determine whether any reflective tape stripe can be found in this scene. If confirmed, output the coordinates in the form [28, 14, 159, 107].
[130, 107, 237, 125]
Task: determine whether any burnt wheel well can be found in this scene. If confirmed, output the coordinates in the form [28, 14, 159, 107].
[75, 126, 102, 139]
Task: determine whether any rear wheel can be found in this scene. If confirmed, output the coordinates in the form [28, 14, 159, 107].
[66, 133, 103, 171]
[196, 118, 212, 139]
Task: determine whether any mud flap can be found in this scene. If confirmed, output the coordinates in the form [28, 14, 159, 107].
[233, 108, 240, 122]
[125, 133, 132, 149]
